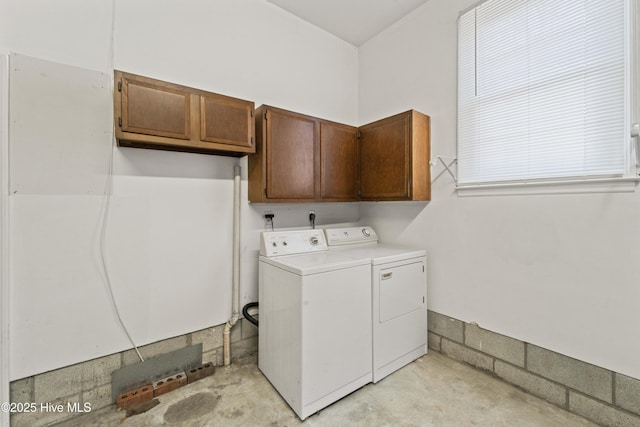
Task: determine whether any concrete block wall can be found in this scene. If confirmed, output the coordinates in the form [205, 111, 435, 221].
[9, 319, 257, 427]
[12, 309, 639, 426]
[428, 310, 640, 427]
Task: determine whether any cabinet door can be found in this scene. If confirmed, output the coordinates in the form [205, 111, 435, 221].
[320, 122, 358, 200]
[359, 112, 411, 199]
[265, 109, 316, 200]
[120, 75, 190, 140]
[200, 94, 254, 149]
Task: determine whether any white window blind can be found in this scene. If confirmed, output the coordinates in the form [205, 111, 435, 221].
[457, 0, 628, 186]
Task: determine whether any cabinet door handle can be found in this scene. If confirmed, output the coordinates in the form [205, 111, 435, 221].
[381, 272, 393, 280]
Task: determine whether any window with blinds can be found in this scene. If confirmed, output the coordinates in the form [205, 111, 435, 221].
[457, 0, 630, 187]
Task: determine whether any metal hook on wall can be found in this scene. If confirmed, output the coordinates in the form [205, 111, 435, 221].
[430, 155, 458, 182]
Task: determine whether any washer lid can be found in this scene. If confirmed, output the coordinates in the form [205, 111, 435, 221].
[330, 244, 426, 265]
[259, 251, 370, 275]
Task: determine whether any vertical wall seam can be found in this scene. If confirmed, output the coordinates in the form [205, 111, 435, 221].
[462, 319, 466, 344]
[0, 52, 11, 427]
[612, 371, 617, 405]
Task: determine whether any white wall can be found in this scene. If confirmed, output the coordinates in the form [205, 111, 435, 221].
[0, 52, 11, 427]
[2, 0, 359, 380]
[358, 0, 640, 379]
[113, 0, 358, 125]
[7, 0, 635, 385]
[0, 0, 114, 72]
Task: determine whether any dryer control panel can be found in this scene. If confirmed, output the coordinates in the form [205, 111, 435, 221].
[325, 226, 378, 246]
[260, 230, 327, 257]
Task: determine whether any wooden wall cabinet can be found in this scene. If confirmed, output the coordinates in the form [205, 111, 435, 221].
[252, 106, 317, 202]
[359, 110, 431, 201]
[114, 70, 255, 156]
[320, 121, 359, 200]
[248, 106, 430, 203]
[248, 105, 358, 203]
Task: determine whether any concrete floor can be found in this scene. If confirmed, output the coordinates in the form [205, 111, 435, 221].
[58, 352, 597, 427]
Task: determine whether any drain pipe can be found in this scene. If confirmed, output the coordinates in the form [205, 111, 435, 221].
[223, 164, 241, 366]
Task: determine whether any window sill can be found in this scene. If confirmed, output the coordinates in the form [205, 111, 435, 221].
[455, 177, 640, 197]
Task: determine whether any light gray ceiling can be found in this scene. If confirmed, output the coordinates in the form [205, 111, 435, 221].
[266, 0, 431, 46]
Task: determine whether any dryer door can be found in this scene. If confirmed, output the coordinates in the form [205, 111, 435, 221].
[373, 257, 427, 382]
[379, 261, 425, 322]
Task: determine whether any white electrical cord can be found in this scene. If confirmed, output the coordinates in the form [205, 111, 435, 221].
[97, 0, 144, 363]
[98, 146, 144, 363]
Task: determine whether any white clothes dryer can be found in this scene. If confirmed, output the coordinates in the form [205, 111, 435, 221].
[258, 229, 372, 420]
[325, 226, 427, 383]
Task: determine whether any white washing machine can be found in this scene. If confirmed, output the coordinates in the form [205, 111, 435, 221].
[258, 229, 372, 420]
[325, 226, 427, 383]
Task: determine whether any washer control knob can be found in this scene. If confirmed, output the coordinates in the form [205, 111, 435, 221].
[272, 242, 277, 247]
[283, 241, 288, 246]
[309, 236, 319, 245]
[362, 228, 371, 237]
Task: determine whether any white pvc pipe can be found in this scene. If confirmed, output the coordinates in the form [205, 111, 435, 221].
[224, 164, 241, 366]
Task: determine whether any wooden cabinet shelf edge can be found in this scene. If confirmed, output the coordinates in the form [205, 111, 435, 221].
[114, 70, 255, 156]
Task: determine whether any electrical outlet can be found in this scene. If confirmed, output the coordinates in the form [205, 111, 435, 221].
[264, 211, 275, 231]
